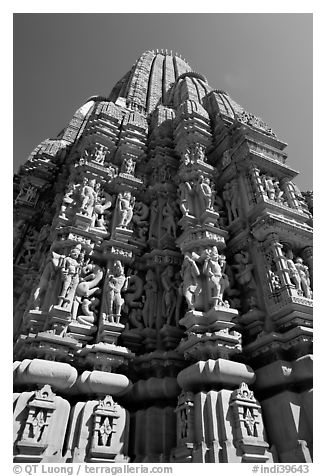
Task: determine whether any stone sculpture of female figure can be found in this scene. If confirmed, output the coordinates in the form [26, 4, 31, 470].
[180, 252, 201, 310]
[142, 269, 158, 328]
[178, 181, 192, 216]
[196, 175, 213, 213]
[203, 246, 224, 309]
[285, 249, 301, 292]
[115, 192, 135, 228]
[161, 265, 177, 325]
[162, 201, 177, 238]
[295, 257, 312, 299]
[101, 261, 128, 323]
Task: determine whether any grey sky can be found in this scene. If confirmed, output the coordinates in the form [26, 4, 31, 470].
[13, 13, 312, 190]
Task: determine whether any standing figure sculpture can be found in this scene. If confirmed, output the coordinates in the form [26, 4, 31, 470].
[230, 179, 240, 220]
[161, 265, 177, 325]
[57, 244, 83, 308]
[101, 261, 128, 323]
[162, 201, 177, 238]
[148, 200, 159, 239]
[81, 178, 97, 217]
[115, 192, 135, 228]
[203, 246, 229, 309]
[142, 269, 158, 328]
[295, 257, 312, 299]
[196, 175, 214, 213]
[178, 181, 192, 216]
[180, 252, 201, 310]
[223, 180, 240, 224]
[285, 249, 301, 292]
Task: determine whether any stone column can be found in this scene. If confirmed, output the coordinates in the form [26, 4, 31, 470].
[249, 166, 266, 200]
[265, 233, 292, 287]
[281, 179, 300, 210]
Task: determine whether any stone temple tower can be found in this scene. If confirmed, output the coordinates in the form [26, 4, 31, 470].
[13, 50, 313, 463]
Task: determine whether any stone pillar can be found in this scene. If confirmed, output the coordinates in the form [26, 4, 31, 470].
[281, 179, 300, 210]
[249, 166, 266, 201]
[173, 360, 273, 463]
[265, 233, 292, 287]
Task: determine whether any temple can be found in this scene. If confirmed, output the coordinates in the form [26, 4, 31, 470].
[13, 50, 313, 463]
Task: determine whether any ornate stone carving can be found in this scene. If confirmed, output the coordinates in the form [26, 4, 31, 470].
[132, 201, 149, 242]
[223, 179, 240, 223]
[202, 246, 229, 309]
[115, 192, 135, 228]
[261, 174, 285, 203]
[101, 261, 128, 323]
[57, 244, 83, 308]
[124, 270, 144, 329]
[232, 251, 256, 290]
[80, 178, 97, 217]
[161, 265, 178, 325]
[180, 252, 201, 310]
[93, 144, 107, 165]
[196, 175, 214, 213]
[162, 200, 178, 238]
[294, 257, 312, 299]
[142, 269, 158, 328]
[121, 156, 136, 175]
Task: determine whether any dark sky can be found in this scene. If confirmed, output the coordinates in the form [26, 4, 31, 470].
[13, 13, 312, 190]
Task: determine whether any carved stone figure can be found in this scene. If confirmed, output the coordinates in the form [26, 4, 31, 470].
[80, 178, 97, 217]
[57, 244, 83, 308]
[174, 271, 184, 326]
[15, 227, 38, 267]
[295, 257, 312, 299]
[73, 261, 104, 322]
[195, 143, 206, 161]
[122, 156, 136, 175]
[178, 181, 192, 216]
[230, 179, 240, 220]
[180, 252, 201, 310]
[132, 202, 149, 241]
[162, 200, 177, 238]
[285, 249, 301, 292]
[101, 261, 128, 323]
[203, 246, 229, 309]
[142, 269, 158, 328]
[268, 269, 281, 291]
[182, 148, 192, 166]
[262, 175, 276, 200]
[124, 270, 144, 327]
[161, 265, 177, 325]
[274, 180, 284, 203]
[261, 174, 284, 203]
[93, 145, 106, 164]
[223, 180, 240, 223]
[59, 182, 75, 218]
[93, 189, 114, 231]
[196, 175, 214, 212]
[148, 199, 159, 239]
[232, 251, 256, 289]
[115, 192, 135, 228]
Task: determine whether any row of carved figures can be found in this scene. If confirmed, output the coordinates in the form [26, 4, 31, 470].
[17, 240, 312, 340]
